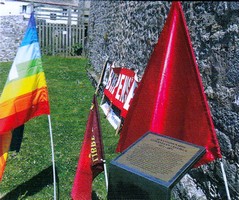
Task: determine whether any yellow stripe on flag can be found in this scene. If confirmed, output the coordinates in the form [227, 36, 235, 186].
[0, 87, 49, 119]
[0, 72, 47, 104]
[0, 131, 12, 181]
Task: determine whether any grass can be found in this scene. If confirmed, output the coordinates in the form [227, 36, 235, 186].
[0, 56, 119, 199]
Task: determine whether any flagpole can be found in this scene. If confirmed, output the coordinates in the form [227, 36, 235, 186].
[100, 93, 105, 105]
[48, 115, 57, 200]
[220, 160, 231, 200]
[102, 159, 108, 192]
[95, 56, 109, 96]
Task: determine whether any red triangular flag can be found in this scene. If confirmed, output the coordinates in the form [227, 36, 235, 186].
[116, 1, 222, 167]
[71, 94, 104, 200]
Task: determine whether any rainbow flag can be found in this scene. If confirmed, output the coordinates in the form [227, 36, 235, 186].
[0, 12, 50, 134]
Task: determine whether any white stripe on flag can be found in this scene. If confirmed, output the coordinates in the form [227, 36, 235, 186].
[8, 42, 41, 81]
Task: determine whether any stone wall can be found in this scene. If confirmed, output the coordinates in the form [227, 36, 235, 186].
[87, 1, 239, 199]
[0, 15, 28, 62]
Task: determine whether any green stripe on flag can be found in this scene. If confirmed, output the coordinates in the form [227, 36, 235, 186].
[6, 58, 44, 84]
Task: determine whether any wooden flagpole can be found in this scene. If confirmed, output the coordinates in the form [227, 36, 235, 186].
[48, 115, 57, 200]
[95, 56, 109, 96]
[100, 94, 105, 105]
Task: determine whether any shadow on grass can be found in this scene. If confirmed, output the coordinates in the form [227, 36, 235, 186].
[92, 191, 100, 200]
[1, 165, 59, 200]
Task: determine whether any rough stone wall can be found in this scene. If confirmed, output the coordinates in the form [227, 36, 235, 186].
[0, 15, 28, 62]
[87, 1, 239, 199]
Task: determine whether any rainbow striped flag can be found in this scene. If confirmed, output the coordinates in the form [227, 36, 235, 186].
[0, 12, 50, 180]
[0, 12, 50, 134]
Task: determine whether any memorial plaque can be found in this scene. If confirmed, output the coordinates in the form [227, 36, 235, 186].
[108, 132, 205, 200]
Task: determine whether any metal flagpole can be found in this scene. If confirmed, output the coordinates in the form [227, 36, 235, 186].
[48, 115, 57, 200]
[102, 159, 108, 192]
[220, 159, 231, 200]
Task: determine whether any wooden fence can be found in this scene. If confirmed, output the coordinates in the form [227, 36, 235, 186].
[37, 20, 87, 56]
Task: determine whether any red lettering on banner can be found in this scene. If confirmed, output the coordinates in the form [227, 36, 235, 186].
[105, 69, 114, 90]
[109, 74, 119, 94]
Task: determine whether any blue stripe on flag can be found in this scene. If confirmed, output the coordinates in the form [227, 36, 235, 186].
[20, 12, 38, 47]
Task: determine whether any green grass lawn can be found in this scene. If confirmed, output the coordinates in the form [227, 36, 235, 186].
[0, 56, 119, 199]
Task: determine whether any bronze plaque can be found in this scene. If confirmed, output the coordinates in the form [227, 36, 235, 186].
[116, 132, 205, 182]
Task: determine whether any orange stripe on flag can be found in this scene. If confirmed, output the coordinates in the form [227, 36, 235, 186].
[0, 131, 12, 181]
[0, 87, 49, 119]
[0, 72, 47, 104]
